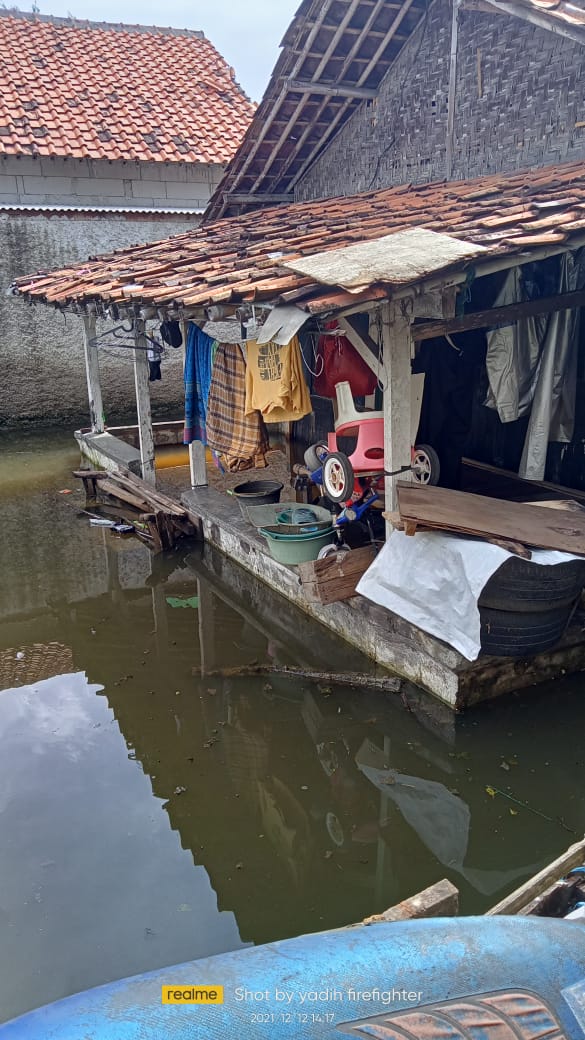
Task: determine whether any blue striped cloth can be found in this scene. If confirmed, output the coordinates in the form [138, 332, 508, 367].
[183, 322, 215, 445]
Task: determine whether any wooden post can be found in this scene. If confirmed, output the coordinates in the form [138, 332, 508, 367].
[382, 301, 413, 530]
[134, 319, 156, 486]
[82, 313, 104, 433]
[445, 0, 461, 180]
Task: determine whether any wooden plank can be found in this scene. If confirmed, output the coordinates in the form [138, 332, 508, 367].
[98, 478, 150, 512]
[397, 482, 585, 554]
[298, 545, 376, 582]
[82, 314, 104, 434]
[412, 287, 585, 341]
[284, 78, 378, 99]
[363, 879, 459, 924]
[462, 457, 585, 504]
[299, 545, 377, 604]
[486, 838, 585, 915]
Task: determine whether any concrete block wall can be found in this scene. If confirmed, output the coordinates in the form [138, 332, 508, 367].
[0, 212, 199, 427]
[0, 156, 224, 209]
[295, 0, 585, 201]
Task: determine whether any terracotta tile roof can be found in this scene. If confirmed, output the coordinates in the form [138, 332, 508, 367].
[13, 159, 585, 315]
[0, 11, 255, 164]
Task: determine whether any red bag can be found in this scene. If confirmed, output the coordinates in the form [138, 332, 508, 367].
[313, 327, 378, 399]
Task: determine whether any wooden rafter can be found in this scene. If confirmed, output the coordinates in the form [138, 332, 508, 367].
[284, 78, 379, 99]
[210, 0, 429, 217]
[333, 0, 398, 82]
[245, 0, 365, 197]
[225, 4, 338, 195]
[308, 0, 367, 82]
[412, 287, 585, 340]
[462, 0, 585, 44]
[286, 0, 424, 192]
[357, 0, 420, 87]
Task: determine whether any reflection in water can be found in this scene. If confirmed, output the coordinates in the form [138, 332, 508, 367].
[1, 430, 585, 1023]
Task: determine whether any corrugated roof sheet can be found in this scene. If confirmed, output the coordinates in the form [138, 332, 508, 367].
[0, 11, 255, 164]
[0, 204, 203, 216]
[13, 159, 585, 314]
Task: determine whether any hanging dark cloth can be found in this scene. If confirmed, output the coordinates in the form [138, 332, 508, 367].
[413, 331, 486, 489]
[183, 323, 215, 445]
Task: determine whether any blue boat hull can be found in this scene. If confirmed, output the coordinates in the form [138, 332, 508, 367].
[2, 917, 585, 1039]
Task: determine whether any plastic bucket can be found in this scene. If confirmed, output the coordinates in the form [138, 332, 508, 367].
[229, 480, 283, 517]
[260, 526, 335, 565]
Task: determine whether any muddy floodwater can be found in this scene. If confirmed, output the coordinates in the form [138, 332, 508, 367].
[1, 429, 585, 1023]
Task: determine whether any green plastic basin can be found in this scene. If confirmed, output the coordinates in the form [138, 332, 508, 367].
[259, 526, 335, 565]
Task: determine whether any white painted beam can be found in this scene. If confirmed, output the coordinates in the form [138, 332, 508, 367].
[338, 315, 381, 375]
[133, 319, 156, 486]
[82, 313, 104, 433]
[381, 301, 413, 527]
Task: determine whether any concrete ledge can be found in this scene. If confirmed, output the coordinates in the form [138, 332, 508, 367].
[181, 486, 585, 710]
[75, 430, 142, 475]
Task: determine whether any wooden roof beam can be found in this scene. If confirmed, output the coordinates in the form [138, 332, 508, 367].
[331, 0, 397, 81]
[226, 193, 294, 204]
[256, 95, 338, 195]
[241, 0, 364, 196]
[307, 0, 365, 82]
[225, 0, 347, 194]
[287, 97, 356, 191]
[412, 286, 585, 340]
[285, 0, 424, 193]
[357, 0, 420, 87]
[462, 0, 585, 43]
[284, 77, 378, 99]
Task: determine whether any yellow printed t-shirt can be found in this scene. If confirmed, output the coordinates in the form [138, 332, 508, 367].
[245, 336, 312, 423]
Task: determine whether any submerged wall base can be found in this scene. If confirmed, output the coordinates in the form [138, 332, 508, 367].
[181, 487, 585, 711]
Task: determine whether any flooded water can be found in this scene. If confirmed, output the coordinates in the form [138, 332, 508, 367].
[1, 428, 585, 1024]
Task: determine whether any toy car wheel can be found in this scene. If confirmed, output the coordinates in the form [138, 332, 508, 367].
[322, 452, 355, 502]
[412, 444, 440, 485]
[304, 442, 329, 471]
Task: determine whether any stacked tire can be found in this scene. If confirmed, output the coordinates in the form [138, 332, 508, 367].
[478, 557, 585, 657]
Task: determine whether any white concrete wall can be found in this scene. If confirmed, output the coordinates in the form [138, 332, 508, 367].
[0, 156, 224, 209]
[0, 211, 200, 426]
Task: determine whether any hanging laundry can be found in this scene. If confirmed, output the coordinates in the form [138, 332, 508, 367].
[313, 321, 378, 399]
[245, 335, 312, 423]
[184, 323, 217, 445]
[207, 342, 269, 472]
[148, 346, 162, 382]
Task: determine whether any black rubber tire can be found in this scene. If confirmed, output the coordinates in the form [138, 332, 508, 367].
[479, 603, 575, 658]
[322, 451, 355, 503]
[304, 442, 329, 472]
[412, 443, 441, 486]
[479, 557, 585, 613]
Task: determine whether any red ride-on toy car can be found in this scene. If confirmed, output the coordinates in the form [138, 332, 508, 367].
[305, 378, 440, 504]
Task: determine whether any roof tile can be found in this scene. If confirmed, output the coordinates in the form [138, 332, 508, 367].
[0, 12, 255, 164]
[14, 159, 585, 313]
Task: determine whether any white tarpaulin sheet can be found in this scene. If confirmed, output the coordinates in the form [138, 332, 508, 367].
[356, 529, 580, 660]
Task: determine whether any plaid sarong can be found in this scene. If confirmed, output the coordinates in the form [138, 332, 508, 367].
[206, 342, 269, 472]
